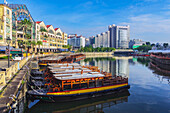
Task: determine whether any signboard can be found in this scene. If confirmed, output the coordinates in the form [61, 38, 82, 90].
[5, 48, 10, 55]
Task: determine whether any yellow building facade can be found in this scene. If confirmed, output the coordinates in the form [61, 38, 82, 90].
[36, 21, 67, 52]
[0, 4, 12, 46]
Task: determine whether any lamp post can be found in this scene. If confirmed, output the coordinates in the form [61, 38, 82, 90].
[6, 37, 11, 68]
[20, 43, 23, 60]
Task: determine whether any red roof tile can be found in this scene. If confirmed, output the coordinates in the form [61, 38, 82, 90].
[46, 25, 51, 28]
[55, 28, 59, 31]
[36, 21, 42, 24]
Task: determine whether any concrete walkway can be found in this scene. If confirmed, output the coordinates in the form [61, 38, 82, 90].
[0, 60, 18, 69]
[0, 60, 30, 112]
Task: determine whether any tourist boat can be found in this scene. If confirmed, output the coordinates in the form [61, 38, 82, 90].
[38, 54, 86, 67]
[149, 50, 170, 65]
[148, 50, 170, 75]
[26, 89, 130, 112]
[27, 62, 130, 102]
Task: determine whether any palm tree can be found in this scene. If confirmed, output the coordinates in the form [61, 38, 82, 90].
[24, 41, 31, 54]
[20, 18, 32, 40]
[31, 41, 37, 53]
[20, 18, 32, 56]
[37, 41, 43, 53]
[40, 28, 47, 32]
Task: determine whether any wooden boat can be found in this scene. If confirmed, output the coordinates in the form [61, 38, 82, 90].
[149, 50, 170, 65]
[26, 89, 130, 112]
[27, 63, 130, 102]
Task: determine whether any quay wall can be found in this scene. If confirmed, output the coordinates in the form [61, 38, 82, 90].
[0, 53, 55, 112]
[0, 53, 53, 91]
[80, 52, 113, 57]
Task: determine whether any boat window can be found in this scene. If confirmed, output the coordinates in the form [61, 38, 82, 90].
[89, 81, 95, 88]
[81, 83, 88, 89]
[73, 84, 80, 89]
[63, 85, 71, 91]
[96, 80, 102, 87]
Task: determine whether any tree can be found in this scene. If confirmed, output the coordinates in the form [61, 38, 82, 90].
[146, 42, 151, 45]
[31, 41, 37, 52]
[37, 41, 43, 53]
[40, 28, 47, 32]
[151, 43, 155, 47]
[163, 43, 168, 48]
[135, 45, 152, 52]
[20, 18, 32, 56]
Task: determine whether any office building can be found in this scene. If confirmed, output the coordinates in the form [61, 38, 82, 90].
[0, 4, 12, 46]
[109, 24, 130, 49]
[67, 34, 85, 49]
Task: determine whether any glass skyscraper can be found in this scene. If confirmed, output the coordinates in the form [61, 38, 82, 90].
[109, 24, 130, 49]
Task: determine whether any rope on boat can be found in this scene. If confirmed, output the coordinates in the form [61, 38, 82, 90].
[27, 83, 46, 95]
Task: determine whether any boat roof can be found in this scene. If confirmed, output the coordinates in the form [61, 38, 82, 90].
[48, 66, 82, 70]
[41, 56, 65, 61]
[54, 73, 105, 80]
[48, 63, 80, 66]
[51, 68, 92, 74]
[149, 50, 170, 54]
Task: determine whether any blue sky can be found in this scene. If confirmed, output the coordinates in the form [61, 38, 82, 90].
[4, 0, 170, 42]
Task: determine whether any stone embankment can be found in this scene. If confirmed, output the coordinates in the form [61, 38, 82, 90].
[0, 53, 54, 112]
[80, 52, 113, 57]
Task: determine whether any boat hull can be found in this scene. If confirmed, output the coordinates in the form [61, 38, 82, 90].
[27, 84, 130, 102]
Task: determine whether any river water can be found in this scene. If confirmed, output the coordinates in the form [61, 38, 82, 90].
[25, 57, 170, 113]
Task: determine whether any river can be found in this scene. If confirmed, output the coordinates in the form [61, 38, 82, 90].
[25, 57, 170, 113]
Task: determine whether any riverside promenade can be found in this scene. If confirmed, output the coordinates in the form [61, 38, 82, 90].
[0, 53, 54, 112]
[79, 49, 134, 57]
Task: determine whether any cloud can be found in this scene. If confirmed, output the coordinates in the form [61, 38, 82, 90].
[120, 14, 170, 42]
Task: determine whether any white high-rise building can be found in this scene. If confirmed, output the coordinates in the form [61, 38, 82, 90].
[101, 31, 110, 47]
[67, 34, 85, 49]
[109, 24, 130, 49]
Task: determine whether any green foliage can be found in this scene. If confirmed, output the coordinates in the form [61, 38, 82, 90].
[44, 34, 48, 38]
[20, 18, 32, 33]
[151, 43, 155, 47]
[25, 33, 31, 39]
[40, 28, 47, 32]
[37, 41, 43, 53]
[135, 45, 152, 52]
[31, 41, 37, 47]
[137, 57, 150, 66]
[24, 41, 31, 46]
[22, 80, 25, 85]
[37, 41, 43, 46]
[146, 42, 151, 45]
[0, 56, 12, 59]
[163, 43, 168, 48]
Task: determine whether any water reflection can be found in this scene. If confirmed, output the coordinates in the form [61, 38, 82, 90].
[133, 57, 170, 84]
[24, 56, 170, 113]
[26, 90, 130, 113]
[80, 57, 130, 78]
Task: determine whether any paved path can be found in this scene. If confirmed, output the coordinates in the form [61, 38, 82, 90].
[0, 60, 18, 69]
[0, 60, 30, 112]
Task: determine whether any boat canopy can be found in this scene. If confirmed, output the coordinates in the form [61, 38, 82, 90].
[54, 73, 105, 80]
[52, 68, 92, 74]
[149, 50, 170, 54]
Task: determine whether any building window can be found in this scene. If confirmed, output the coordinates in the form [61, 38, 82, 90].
[6, 18, 10, 24]
[0, 35, 3, 40]
[7, 9, 9, 15]
[1, 25, 3, 30]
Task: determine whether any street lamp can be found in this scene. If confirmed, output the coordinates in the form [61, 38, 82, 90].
[20, 43, 23, 60]
[6, 37, 11, 68]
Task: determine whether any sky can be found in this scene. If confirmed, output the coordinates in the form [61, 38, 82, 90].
[2, 0, 170, 42]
